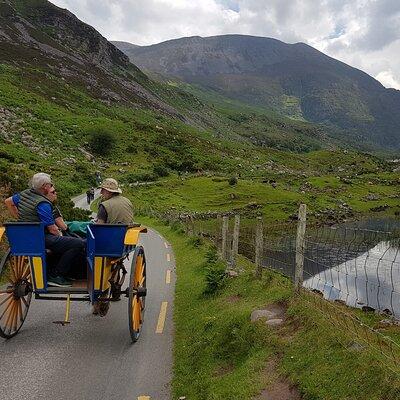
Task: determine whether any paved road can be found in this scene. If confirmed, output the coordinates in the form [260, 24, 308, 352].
[0, 192, 175, 400]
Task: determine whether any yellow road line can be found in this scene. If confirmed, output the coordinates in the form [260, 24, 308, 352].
[156, 301, 168, 334]
[164, 242, 168, 249]
[166, 253, 171, 262]
[138, 396, 150, 400]
[166, 269, 171, 284]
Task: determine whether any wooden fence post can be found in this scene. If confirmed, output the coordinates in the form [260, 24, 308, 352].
[295, 204, 307, 293]
[255, 216, 263, 279]
[231, 214, 240, 267]
[221, 216, 229, 261]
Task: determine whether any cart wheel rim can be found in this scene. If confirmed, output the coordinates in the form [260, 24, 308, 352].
[128, 247, 146, 342]
[0, 254, 32, 339]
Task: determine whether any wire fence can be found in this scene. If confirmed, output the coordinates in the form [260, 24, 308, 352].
[139, 205, 400, 370]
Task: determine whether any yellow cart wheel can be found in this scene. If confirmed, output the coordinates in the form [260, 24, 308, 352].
[0, 251, 32, 339]
[128, 246, 146, 343]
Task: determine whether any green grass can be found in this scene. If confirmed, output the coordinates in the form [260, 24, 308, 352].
[137, 217, 400, 400]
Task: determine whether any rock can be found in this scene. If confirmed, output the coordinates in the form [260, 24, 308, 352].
[347, 341, 365, 351]
[251, 309, 277, 322]
[370, 204, 389, 212]
[226, 269, 239, 277]
[364, 193, 380, 201]
[362, 306, 375, 313]
[265, 318, 283, 327]
[78, 147, 95, 161]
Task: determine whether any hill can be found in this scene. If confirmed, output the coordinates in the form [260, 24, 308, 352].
[113, 35, 400, 151]
[0, 0, 177, 115]
[0, 0, 398, 225]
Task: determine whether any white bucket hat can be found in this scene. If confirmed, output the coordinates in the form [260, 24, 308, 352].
[100, 178, 122, 193]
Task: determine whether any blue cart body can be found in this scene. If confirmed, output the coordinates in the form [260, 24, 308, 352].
[3, 222, 138, 301]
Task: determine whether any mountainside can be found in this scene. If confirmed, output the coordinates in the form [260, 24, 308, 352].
[0, 0, 178, 115]
[113, 35, 400, 151]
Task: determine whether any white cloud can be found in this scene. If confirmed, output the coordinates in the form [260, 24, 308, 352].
[50, 0, 400, 89]
[375, 71, 400, 90]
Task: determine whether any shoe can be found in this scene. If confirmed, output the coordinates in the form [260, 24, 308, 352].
[48, 275, 72, 287]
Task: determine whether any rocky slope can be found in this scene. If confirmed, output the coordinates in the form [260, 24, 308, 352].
[113, 35, 400, 151]
[0, 0, 178, 115]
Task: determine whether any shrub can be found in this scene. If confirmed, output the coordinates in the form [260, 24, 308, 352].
[88, 127, 116, 156]
[125, 144, 138, 154]
[203, 246, 226, 295]
[204, 260, 227, 295]
[188, 236, 204, 248]
[229, 176, 238, 186]
[153, 164, 169, 178]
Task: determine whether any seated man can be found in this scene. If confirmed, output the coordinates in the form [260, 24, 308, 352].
[4, 172, 86, 287]
[96, 178, 133, 224]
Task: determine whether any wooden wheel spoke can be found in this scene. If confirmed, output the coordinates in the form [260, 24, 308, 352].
[4, 302, 16, 333]
[133, 297, 141, 331]
[21, 296, 29, 308]
[12, 300, 19, 332]
[17, 299, 23, 323]
[21, 263, 30, 279]
[17, 256, 24, 279]
[0, 297, 14, 320]
[0, 293, 13, 307]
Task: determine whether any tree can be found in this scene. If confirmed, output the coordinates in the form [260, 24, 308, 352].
[88, 128, 115, 156]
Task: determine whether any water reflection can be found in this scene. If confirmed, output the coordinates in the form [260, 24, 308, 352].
[263, 218, 400, 316]
[304, 241, 400, 317]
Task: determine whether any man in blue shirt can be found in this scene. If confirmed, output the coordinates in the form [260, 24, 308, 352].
[4, 173, 86, 287]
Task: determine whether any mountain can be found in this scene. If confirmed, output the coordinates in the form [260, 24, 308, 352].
[0, 0, 178, 115]
[113, 35, 400, 151]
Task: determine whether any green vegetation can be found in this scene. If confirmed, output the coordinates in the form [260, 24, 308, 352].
[0, 62, 398, 228]
[139, 217, 400, 400]
[88, 127, 116, 156]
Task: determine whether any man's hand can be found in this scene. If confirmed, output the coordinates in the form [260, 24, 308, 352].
[47, 224, 62, 236]
[4, 197, 19, 219]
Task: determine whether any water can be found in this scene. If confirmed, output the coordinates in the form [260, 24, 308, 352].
[264, 217, 400, 317]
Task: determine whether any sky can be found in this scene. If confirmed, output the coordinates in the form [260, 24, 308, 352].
[50, 0, 400, 90]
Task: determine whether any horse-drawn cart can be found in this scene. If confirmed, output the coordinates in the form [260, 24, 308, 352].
[0, 222, 147, 342]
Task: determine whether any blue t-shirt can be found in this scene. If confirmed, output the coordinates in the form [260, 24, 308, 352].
[12, 193, 55, 226]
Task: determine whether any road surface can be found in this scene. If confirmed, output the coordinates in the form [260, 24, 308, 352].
[0, 192, 175, 399]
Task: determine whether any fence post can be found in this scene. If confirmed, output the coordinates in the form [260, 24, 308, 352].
[231, 214, 240, 267]
[255, 216, 263, 279]
[221, 216, 229, 261]
[295, 204, 307, 293]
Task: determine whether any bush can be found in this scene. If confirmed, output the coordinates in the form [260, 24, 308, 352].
[203, 246, 226, 295]
[229, 176, 238, 186]
[188, 236, 204, 248]
[153, 164, 169, 178]
[88, 128, 116, 156]
[124, 171, 156, 183]
[204, 260, 227, 295]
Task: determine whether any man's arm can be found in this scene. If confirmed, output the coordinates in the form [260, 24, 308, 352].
[37, 202, 60, 235]
[4, 197, 18, 219]
[55, 216, 68, 231]
[96, 204, 107, 224]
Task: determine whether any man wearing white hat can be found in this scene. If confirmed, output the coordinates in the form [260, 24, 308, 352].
[96, 178, 133, 224]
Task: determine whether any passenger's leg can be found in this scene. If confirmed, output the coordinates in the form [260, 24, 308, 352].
[45, 235, 86, 277]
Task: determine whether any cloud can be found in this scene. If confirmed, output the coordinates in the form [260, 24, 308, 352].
[49, 0, 400, 90]
[375, 71, 400, 90]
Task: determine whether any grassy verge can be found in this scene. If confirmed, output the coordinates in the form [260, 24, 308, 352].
[138, 217, 400, 400]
